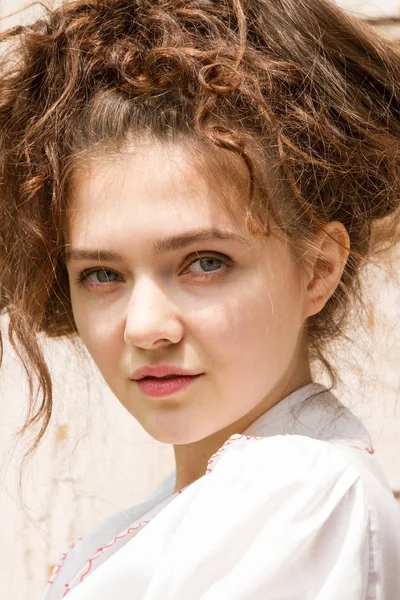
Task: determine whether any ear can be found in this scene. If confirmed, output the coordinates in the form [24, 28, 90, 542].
[302, 221, 350, 320]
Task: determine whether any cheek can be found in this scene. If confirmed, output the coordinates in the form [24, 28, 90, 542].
[70, 296, 123, 366]
[191, 272, 303, 374]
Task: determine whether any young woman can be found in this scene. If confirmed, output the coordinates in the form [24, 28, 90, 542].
[1, 0, 399, 598]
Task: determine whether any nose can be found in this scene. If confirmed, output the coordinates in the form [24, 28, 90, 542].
[123, 276, 184, 350]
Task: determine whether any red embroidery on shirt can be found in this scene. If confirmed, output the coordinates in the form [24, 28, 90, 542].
[77, 520, 151, 584]
[205, 438, 231, 473]
[206, 434, 263, 473]
[47, 562, 62, 585]
[349, 445, 375, 454]
[47, 538, 82, 584]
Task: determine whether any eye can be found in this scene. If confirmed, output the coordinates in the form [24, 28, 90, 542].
[74, 253, 233, 291]
[182, 253, 232, 279]
[76, 268, 121, 289]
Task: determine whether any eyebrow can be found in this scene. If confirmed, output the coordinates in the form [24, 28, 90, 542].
[64, 228, 251, 263]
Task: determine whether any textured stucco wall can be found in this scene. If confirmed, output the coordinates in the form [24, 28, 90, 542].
[0, 2, 399, 600]
[336, 0, 400, 17]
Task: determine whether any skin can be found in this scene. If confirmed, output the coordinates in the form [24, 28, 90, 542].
[66, 141, 350, 493]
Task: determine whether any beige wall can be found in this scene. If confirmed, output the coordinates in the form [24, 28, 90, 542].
[337, 0, 400, 17]
[0, 2, 399, 599]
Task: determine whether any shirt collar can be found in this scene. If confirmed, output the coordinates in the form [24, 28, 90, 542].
[243, 381, 372, 447]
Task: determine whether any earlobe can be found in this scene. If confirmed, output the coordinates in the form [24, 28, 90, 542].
[303, 222, 350, 320]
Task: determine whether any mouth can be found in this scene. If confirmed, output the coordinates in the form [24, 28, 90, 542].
[141, 374, 182, 380]
[134, 373, 202, 398]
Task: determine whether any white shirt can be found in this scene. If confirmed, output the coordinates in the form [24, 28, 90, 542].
[43, 382, 400, 599]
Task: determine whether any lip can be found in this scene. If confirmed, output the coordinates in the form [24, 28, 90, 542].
[134, 374, 202, 398]
[131, 365, 203, 380]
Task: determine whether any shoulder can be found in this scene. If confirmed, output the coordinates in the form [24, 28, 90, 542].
[204, 433, 400, 551]
[208, 433, 365, 488]
[215, 433, 398, 507]
[193, 434, 371, 541]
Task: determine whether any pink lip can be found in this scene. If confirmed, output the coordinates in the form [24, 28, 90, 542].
[135, 374, 202, 398]
[131, 365, 203, 380]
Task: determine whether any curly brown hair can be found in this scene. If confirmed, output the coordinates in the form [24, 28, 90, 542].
[0, 0, 399, 459]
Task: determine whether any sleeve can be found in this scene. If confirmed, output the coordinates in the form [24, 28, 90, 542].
[148, 435, 370, 600]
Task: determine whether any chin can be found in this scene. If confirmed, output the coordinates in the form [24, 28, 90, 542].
[142, 418, 215, 446]
[148, 429, 204, 445]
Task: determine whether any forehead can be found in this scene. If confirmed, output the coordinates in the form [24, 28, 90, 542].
[66, 141, 250, 243]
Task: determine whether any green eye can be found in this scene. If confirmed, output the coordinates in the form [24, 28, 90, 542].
[183, 253, 232, 280]
[189, 257, 224, 273]
[78, 268, 120, 287]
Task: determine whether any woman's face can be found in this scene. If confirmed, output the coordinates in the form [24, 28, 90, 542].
[66, 142, 312, 444]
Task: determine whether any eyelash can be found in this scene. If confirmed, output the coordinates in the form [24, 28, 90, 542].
[75, 253, 233, 291]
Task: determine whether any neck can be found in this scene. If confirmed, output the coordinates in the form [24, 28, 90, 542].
[172, 365, 313, 494]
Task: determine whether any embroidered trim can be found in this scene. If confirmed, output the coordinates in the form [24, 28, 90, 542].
[349, 445, 375, 455]
[47, 538, 82, 585]
[78, 520, 151, 585]
[206, 434, 263, 473]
